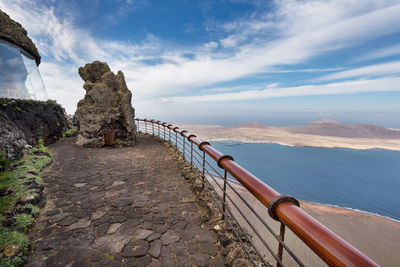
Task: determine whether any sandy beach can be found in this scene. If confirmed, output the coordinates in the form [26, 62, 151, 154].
[209, 178, 400, 266]
[176, 123, 400, 151]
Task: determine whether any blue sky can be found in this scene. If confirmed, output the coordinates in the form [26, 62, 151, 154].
[1, 0, 400, 126]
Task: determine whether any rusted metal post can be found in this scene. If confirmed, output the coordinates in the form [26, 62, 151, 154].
[163, 125, 166, 140]
[277, 223, 286, 267]
[201, 150, 206, 190]
[190, 142, 193, 169]
[222, 169, 227, 220]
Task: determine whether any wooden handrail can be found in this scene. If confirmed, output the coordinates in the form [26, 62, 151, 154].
[135, 118, 379, 267]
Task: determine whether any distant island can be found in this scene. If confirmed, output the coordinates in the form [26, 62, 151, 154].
[176, 120, 400, 151]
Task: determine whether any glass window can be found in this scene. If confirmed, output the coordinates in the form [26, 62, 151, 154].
[0, 40, 48, 100]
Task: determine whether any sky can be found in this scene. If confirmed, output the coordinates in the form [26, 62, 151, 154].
[1, 0, 400, 127]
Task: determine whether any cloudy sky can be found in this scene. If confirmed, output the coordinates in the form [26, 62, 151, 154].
[1, 0, 400, 126]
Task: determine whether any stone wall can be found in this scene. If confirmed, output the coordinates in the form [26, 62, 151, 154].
[0, 98, 69, 160]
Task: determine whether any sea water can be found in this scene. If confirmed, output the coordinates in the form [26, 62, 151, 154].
[210, 141, 400, 221]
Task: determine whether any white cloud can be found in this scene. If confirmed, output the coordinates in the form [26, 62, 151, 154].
[315, 61, 400, 81]
[1, 0, 400, 115]
[158, 77, 400, 103]
[353, 44, 400, 62]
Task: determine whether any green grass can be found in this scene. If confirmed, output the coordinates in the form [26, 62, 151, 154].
[0, 152, 10, 172]
[62, 128, 77, 138]
[0, 227, 30, 266]
[0, 147, 51, 266]
[12, 106, 22, 112]
[13, 214, 34, 231]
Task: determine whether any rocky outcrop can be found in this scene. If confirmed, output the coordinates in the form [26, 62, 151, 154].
[0, 98, 69, 160]
[75, 61, 136, 147]
[0, 9, 41, 65]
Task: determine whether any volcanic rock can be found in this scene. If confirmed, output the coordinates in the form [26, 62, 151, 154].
[74, 61, 136, 147]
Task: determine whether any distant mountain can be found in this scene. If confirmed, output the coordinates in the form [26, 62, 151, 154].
[286, 121, 400, 139]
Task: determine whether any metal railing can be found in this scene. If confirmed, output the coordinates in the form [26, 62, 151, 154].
[135, 118, 378, 267]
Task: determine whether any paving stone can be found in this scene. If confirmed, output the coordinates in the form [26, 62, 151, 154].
[118, 219, 143, 235]
[107, 223, 122, 234]
[146, 260, 162, 267]
[96, 223, 110, 236]
[45, 209, 60, 216]
[70, 227, 95, 247]
[69, 217, 91, 230]
[73, 183, 87, 188]
[160, 230, 181, 245]
[92, 235, 131, 254]
[111, 180, 126, 187]
[172, 220, 188, 232]
[137, 255, 152, 266]
[51, 212, 70, 223]
[148, 239, 162, 258]
[58, 216, 78, 226]
[121, 240, 149, 258]
[134, 229, 154, 240]
[198, 242, 218, 256]
[91, 206, 110, 220]
[191, 252, 210, 267]
[146, 232, 161, 242]
[34, 239, 57, 251]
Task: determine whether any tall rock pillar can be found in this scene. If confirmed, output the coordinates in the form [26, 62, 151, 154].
[75, 61, 136, 147]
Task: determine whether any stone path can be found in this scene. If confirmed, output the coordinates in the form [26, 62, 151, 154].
[27, 134, 225, 266]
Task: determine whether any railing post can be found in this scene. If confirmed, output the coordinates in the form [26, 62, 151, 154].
[222, 169, 227, 220]
[163, 125, 166, 140]
[201, 150, 206, 190]
[152, 122, 154, 135]
[144, 120, 147, 134]
[190, 142, 193, 169]
[158, 123, 160, 138]
[277, 223, 286, 267]
[169, 128, 171, 142]
[183, 136, 186, 158]
[175, 131, 178, 149]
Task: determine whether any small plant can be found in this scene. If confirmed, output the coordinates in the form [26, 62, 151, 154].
[90, 140, 103, 146]
[62, 128, 77, 138]
[13, 214, 34, 231]
[56, 121, 60, 127]
[12, 106, 22, 112]
[37, 139, 46, 152]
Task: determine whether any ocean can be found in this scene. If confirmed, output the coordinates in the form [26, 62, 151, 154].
[210, 141, 400, 221]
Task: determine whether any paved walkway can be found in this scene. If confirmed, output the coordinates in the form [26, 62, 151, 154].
[27, 134, 224, 266]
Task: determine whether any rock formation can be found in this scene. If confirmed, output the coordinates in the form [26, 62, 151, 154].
[75, 61, 136, 147]
[0, 99, 69, 160]
[0, 9, 41, 65]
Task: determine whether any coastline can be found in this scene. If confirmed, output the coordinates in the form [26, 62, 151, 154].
[176, 123, 400, 151]
[208, 177, 400, 266]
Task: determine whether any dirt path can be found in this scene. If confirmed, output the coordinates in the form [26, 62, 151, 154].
[27, 135, 224, 266]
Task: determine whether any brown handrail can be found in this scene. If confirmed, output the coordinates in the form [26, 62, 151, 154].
[135, 118, 379, 267]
